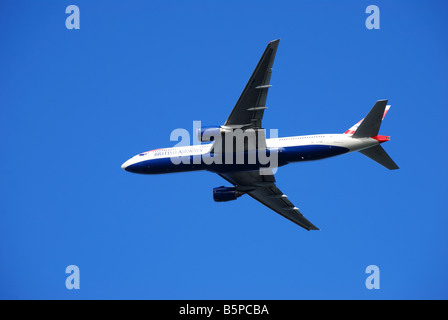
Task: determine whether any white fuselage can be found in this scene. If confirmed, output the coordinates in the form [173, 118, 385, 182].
[121, 133, 380, 174]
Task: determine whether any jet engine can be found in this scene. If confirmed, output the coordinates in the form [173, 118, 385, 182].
[197, 126, 221, 142]
[213, 186, 244, 202]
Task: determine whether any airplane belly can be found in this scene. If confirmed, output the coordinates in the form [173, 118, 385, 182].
[281, 145, 349, 163]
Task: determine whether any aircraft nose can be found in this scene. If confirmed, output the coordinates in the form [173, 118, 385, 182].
[121, 159, 132, 171]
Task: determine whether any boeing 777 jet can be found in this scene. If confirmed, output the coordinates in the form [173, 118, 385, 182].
[121, 39, 398, 230]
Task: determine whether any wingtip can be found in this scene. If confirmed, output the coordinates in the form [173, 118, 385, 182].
[306, 225, 320, 231]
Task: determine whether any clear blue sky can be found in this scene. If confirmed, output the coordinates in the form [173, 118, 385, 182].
[1, 0, 447, 299]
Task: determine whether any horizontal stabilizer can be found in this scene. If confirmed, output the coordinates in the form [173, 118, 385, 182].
[359, 145, 399, 170]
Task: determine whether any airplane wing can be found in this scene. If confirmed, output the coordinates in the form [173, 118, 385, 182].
[224, 39, 280, 130]
[214, 40, 318, 231]
[218, 170, 320, 231]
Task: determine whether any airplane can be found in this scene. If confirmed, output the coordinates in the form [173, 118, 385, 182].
[121, 39, 398, 231]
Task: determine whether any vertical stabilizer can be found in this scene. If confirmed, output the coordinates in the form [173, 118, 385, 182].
[345, 103, 390, 135]
[352, 100, 388, 138]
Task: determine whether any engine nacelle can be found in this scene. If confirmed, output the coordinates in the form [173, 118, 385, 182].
[197, 126, 221, 142]
[213, 186, 244, 202]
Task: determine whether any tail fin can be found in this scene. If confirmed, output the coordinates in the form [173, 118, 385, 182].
[345, 101, 390, 136]
[359, 145, 399, 170]
[347, 100, 399, 170]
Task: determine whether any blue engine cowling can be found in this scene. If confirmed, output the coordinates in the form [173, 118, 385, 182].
[197, 126, 221, 142]
[213, 186, 244, 202]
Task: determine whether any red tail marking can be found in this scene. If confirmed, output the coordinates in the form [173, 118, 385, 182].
[371, 135, 390, 143]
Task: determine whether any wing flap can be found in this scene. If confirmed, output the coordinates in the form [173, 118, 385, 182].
[218, 171, 319, 231]
[247, 187, 319, 231]
[224, 39, 280, 129]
